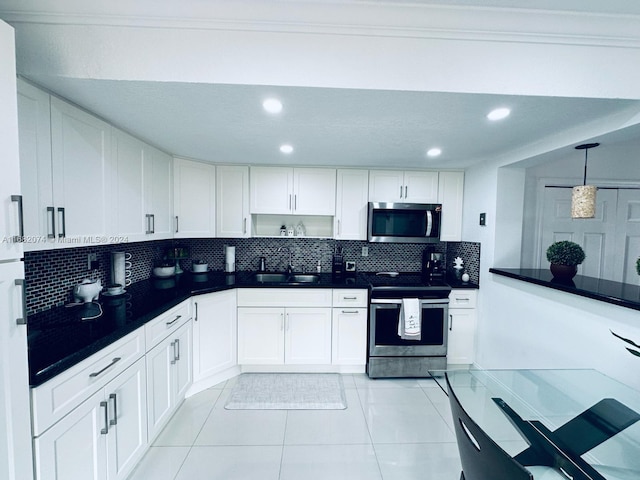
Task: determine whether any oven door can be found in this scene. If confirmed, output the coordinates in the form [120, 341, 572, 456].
[369, 299, 449, 357]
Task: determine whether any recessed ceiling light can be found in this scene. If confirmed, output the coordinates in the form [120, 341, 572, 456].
[487, 107, 511, 121]
[280, 144, 294, 154]
[263, 98, 283, 114]
[426, 148, 442, 158]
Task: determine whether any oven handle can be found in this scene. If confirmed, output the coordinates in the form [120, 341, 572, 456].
[371, 298, 449, 305]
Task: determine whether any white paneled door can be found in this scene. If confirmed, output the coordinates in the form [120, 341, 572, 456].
[540, 186, 640, 283]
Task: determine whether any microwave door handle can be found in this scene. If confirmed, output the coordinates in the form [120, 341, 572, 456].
[425, 210, 432, 236]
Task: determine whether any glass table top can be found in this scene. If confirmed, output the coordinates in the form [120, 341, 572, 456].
[432, 368, 640, 479]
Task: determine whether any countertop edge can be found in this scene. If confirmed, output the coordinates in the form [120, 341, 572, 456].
[490, 268, 640, 312]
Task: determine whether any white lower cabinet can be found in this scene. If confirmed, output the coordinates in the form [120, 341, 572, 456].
[34, 357, 148, 480]
[447, 289, 477, 365]
[192, 290, 237, 381]
[331, 289, 368, 365]
[237, 307, 332, 365]
[146, 320, 192, 441]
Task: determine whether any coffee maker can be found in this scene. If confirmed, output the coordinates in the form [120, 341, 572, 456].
[422, 247, 445, 282]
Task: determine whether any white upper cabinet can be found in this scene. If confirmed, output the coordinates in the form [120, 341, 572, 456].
[143, 145, 173, 239]
[173, 158, 216, 238]
[437, 171, 464, 242]
[335, 169, 369, 240]
[216, 165, 250, 238]
[16, 79, 53, 252]
[111, 129, 145, 241]
[50, 97, 112, 246]
[369, 170, 438, 203]
[250, 166, 336, 216]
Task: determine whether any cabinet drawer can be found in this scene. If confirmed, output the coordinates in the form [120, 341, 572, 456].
[332, 289, 368, 307]
[144, 300, 191, 350]
[237, 288, 332, 307]
[449, 290, 477, 309]
[31, 329, 144, 436]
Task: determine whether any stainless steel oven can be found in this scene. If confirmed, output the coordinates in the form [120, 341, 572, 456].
[365, 273, 451, 378]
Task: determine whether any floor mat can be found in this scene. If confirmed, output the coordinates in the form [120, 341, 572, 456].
[224, 373, 347, 410]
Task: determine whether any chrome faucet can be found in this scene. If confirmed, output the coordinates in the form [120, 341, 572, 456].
[277, 247, 294, 273]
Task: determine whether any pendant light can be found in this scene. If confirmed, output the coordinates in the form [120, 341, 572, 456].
[571, 143, 599, 219]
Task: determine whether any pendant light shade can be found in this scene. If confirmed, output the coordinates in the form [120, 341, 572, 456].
[571, 143, 599, 219]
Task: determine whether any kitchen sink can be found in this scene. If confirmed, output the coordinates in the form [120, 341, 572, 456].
[252, 273, 320, 284]
[253, 273, 289, 283]
[287, 274, 320, 283]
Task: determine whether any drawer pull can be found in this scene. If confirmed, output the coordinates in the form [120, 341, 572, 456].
[109, 393, 118, 426]
[454, 297, 470, 303]
[166, 315, 182, 327]
[342, 296, 357, 300]
[341, 310, 359, 314]
[449, 314, 453, 331]
[89, 357, 121, 378]
[100, 401, 109, 434]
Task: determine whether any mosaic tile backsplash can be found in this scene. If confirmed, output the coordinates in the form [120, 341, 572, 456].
[24, 238, 480, 315]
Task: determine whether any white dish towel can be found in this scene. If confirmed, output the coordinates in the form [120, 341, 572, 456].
[398, 298, 421, 340]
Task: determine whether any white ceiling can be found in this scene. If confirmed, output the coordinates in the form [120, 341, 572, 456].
[3, 0, 640, 170]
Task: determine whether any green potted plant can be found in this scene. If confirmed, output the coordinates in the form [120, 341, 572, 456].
[546, 240, 585, 279]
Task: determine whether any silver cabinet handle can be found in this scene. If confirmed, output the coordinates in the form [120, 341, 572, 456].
[89, 357, 121, 378]
[150, 214, 155, 234]
[100, 401, 109, 434]
[10, 195, 24, 242]
[170, 341, 177, 365]
[175, 215, 179, 233]
[286, 313, 290, 331]
[175, 339, 180, 361]
[166, 315, 181, 327]
[294, 194, 297, 211]
[337, 219, 341, 235]
[109, 393, 118, 426]
[342, 296, 357, 300]
[15, 279, 27, 326]
[281, 313, 284, 331]
[405, 186, 408, 198]
[47, 206, 56, 238]
[449, 314, 453, 331]
[57, 207, 66, 238]
[400, 186, 403, 198]
[243, 218, 247, 234]
[341, 310, 359, 314]
[145, 214, 151, 234]
[289, 194, 292, 211]
[194, 302, 198, 322]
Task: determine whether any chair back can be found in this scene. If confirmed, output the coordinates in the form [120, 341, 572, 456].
[446, 373, 533, 480]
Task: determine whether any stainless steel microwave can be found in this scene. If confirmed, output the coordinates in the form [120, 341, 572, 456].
[367, 202, 442, 243]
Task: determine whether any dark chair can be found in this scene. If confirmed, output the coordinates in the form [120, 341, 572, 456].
[446, 373, 565, 480]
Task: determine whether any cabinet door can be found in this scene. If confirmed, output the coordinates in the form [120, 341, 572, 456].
[106, 358, 148, 480]
[237, 307, 284, 364]
[50, 97, 112, 245]
[249, 166, 293, 214]
[111, 129, 145, 241]
[173, 321, 193, 401]
[285, 308, 332, 365]
[216, 165, 250, 237]
[404, 171, 439, 203]
[293, 168, 336, 215]
[173, 158, 216, 238]
[193, 290, 237, 381]
[145, 146, 173, 239]
[438, 171, 464, 242]
[145, 338, 173, 440]
[17, 79, 54, 252]
[34, 389, 107, 480]
[368, 170, 404, 202]
[447, 309, 476, 365]
[331, 308, 367, 365]
[335, 169, 369, 240]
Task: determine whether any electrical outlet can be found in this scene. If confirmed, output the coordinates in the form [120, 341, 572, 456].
[361, 246, 369, 257]
[479, 213, 486, 226]
[87, 253, 97, 270]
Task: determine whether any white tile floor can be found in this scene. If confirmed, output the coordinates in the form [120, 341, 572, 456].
[127, 374, 462, 480]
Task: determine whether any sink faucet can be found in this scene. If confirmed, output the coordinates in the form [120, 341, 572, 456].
[277, 247, 294, 273]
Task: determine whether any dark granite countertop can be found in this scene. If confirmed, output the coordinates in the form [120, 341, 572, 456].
[490, 268, 640, 311]
[27, 271, 370, 387]
[28, 270, 480, 387]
